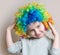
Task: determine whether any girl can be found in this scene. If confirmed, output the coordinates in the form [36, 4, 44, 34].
[6, 2, 60, 55]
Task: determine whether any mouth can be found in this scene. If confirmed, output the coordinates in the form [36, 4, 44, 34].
[36, 34, 41, 37]
[36, 33, 44, 37]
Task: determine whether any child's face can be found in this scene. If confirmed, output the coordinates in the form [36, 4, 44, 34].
[27, 21, 46, 38]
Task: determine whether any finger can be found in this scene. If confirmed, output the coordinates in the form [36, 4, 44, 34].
[10, 23, 15, 29]
[12, 23, 16, 28]
[48, 22, 55, 30]
[48, 22, 58, 36]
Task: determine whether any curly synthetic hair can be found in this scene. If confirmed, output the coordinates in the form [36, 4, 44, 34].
[14, 2, 54, 38]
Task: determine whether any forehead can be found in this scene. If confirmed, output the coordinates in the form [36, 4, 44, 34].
[27, 21, 42, 29]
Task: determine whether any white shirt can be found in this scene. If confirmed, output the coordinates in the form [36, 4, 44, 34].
[7, 36, 60, 55]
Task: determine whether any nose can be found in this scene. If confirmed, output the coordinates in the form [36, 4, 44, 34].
[35, 29, 40, 36]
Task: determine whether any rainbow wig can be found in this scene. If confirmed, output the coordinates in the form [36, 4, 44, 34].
[14, 2, 54, 38]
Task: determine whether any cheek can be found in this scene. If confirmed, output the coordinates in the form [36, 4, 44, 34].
[39, 25, 45, 32]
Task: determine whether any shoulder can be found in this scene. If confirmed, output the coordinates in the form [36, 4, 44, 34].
[44, 36, 53, 45]
[44, 36, 54, 49]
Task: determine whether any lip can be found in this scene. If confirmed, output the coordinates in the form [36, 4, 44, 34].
[36, 34, 41, 36]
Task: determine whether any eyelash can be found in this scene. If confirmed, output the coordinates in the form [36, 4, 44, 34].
[37, 25, 40, 28]
[30, 30, 34, 33]
[29, 25, 40, 33]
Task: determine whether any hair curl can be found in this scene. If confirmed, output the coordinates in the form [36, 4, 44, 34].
[14, 2, 54, 38]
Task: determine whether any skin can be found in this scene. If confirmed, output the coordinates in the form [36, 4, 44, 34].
[27, 21, 46, 38]
[6, 21, 60, 49]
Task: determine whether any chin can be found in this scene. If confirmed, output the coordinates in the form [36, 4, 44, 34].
[30, 34, 44, 39]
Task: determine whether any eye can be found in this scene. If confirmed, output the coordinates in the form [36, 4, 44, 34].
[29, 29, 35, 34]
[37, 25, 40, 28]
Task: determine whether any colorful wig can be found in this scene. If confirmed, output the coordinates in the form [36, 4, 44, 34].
[14, 2, 54, 38]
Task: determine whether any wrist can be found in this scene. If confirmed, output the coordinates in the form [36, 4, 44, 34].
[7, 27, 12, 32]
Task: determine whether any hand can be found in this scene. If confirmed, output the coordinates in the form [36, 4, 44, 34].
[48, 22, 59, 37]
[7, 23, 15, 31]
[6, 23, 15, 47]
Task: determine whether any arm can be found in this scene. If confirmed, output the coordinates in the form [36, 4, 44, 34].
[48, 22, 60, 49]
[6, 24, 15, 48]
[48, 22, 60, 55]
[6, 24, 22, 54]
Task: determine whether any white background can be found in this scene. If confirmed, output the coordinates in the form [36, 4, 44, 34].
[0, 0, 60, 55]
